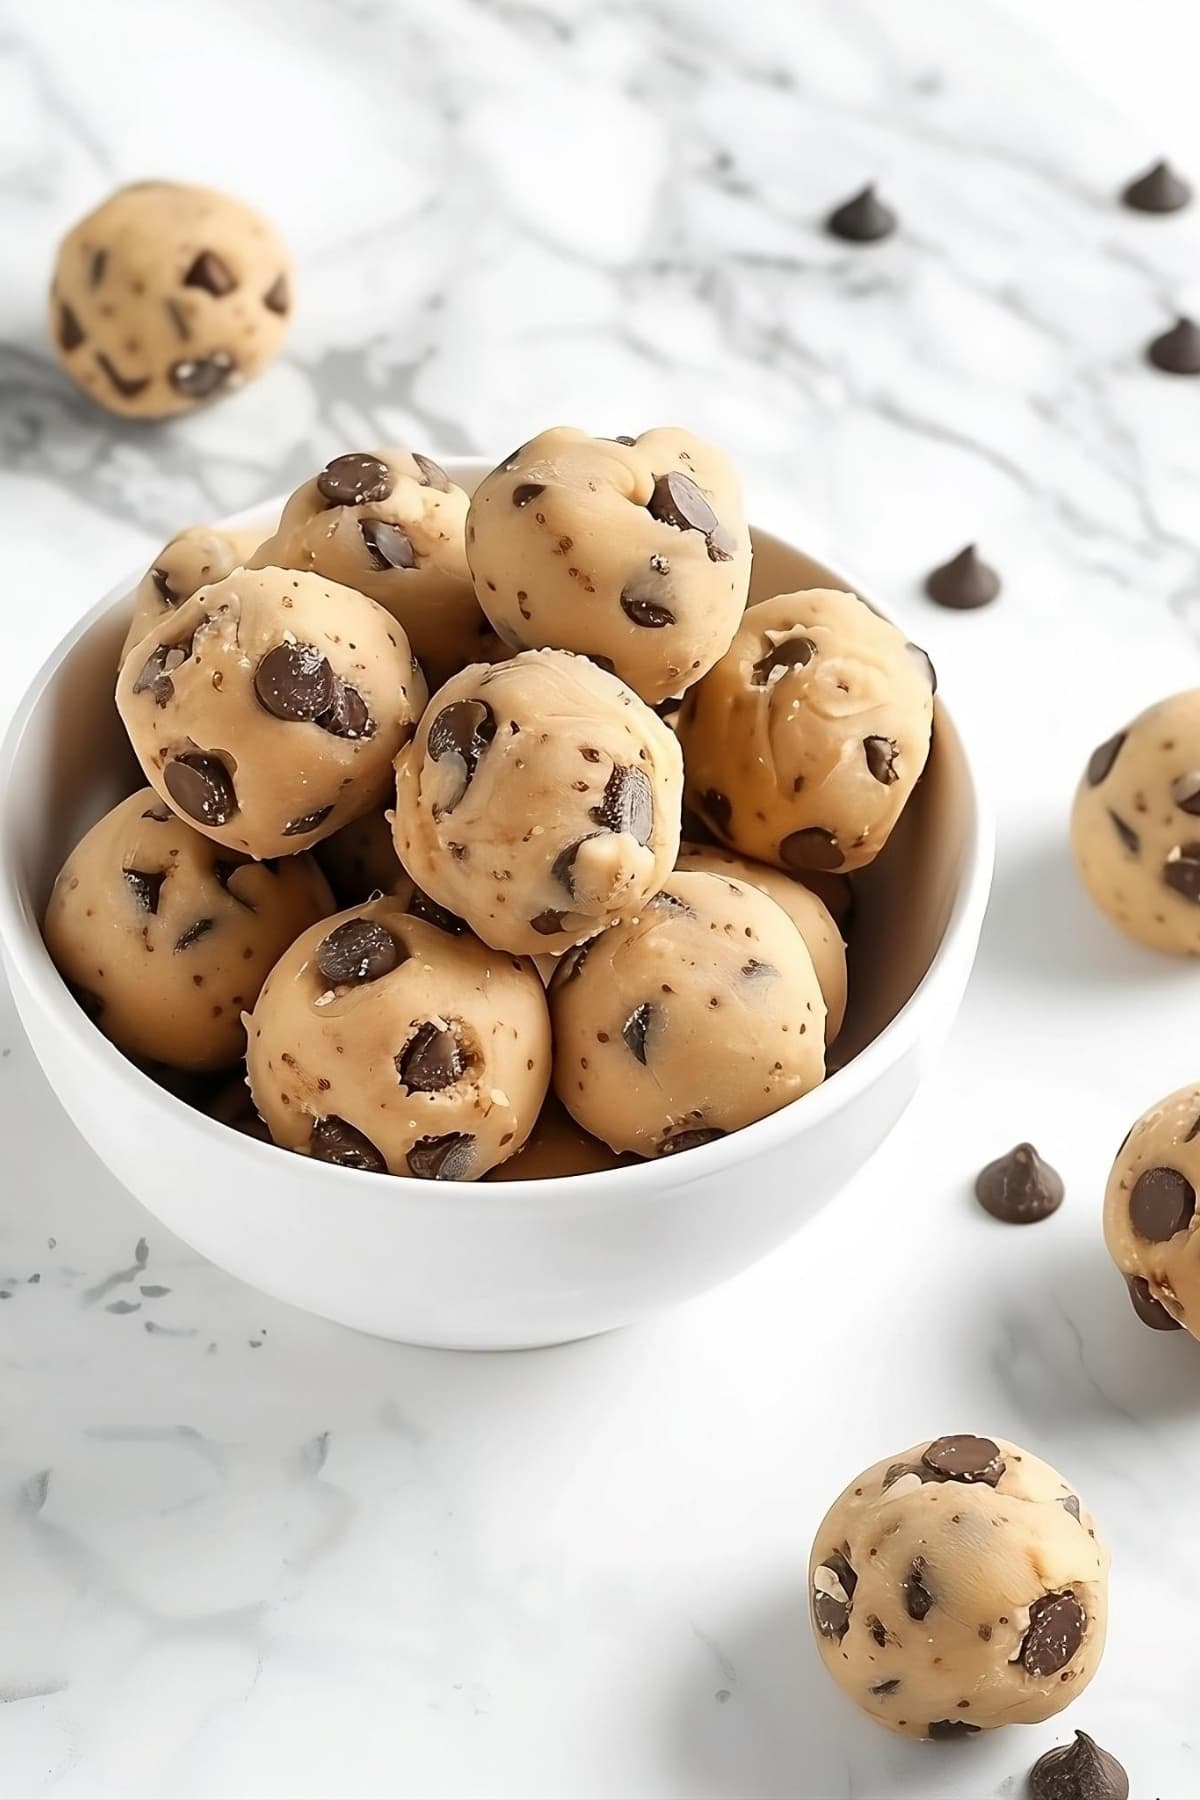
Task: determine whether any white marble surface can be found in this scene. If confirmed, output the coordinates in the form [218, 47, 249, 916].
[3, 1, 1200, 1794]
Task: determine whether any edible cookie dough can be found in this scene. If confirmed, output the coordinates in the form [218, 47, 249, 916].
[392, 649, 683, 956]
[1104, 1081, 1200, 1335]
[465, 427, 751, 705]
[809, 1435, 1109, 1740]
[50, 181, 292, 419]
[485, 1095, 635, 1180]
[246, 898, 550, 1180]
[549, 870, 825, 1156]
[121, 523, 262, 664]
[1071, 689, 1200, 953]
[43, 787, 333, 1070]
[251, 450, 496, 690]
[676, 842, 847, 1042]
[677, 588, 934, 873]
[117, 565, 426, 859]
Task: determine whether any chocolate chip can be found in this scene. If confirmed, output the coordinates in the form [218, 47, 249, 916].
[397, 1022, 466, 1092]
[701, 789, 733, 838]
[1129, 1164, 1195, 1240]
[870, 1680, 900, 1697]
[826, 183, 897, 243]
[1164, 842, 1200, 901]
[1021, 1591, 1086, 1678]
[318, 678, 373, 740]
[96, 352, 150, 399]
[407, 888, 468, 934]
[1060, 1494, 1082, 1522]
[903, 1555, 934, 1621]
[621, 593, 676, 628]
[1126, 1274, 1182, 1330]
[123, 868, 164, 913]
[183, 250, 236, 296]
[254, 642, 335, 722]
[1028, 1730, 1129, 1800]
[752, 637, 816, 683]
[646, 470, 718, 535]
[1147, 316, 1200, 375]
[740, 958, 778, 981]
[165, 755, 237, 827]
[412, 453, 450, 491]
[142, 802, 171, 822]
[58, 302, 84, 352]
[360, 519, 416, 571]
[974, 1143, 1064, 1224]
[1171, 772, 1200, 814]
[170, 352, 235, 399]
[780, 828, 844, 871]
[1109, 811, 1140, 855]
[622, 1002, 654, 1064]
[907, 641, 938, 693]
[175, 917, 213, 953]
[921, 1435, 1005, 1486]
[924, 545, 1001, 610]
[658, 1128, 725, 1156]
[407, 1132, 474, 1180]
[612, 434, 637, 446]
[311, 1116, 387, 1173]
[132, 641, 189, 707]
[427, 699, 496, 812]
[706, 525, 736, 562]
[530, 909, 567, 936]
[512, 483, 545, 508]
[927, 1721, 979, 1741]
[263, 273, 290, 314]
[282, 806, 334, 838]
[551, 939, 592, 986]
[317, 453, 392, 508]
[812, 1549, 857, 1641]
[866, 1615, 893, 1648]
[1122, 158, 1192, 214]
[590, 764, 653, 843]
[864, 736, 900, 784]
[316, 918, 401, 985]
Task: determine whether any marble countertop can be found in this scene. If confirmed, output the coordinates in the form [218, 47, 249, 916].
[3, 1, 1200, 1795]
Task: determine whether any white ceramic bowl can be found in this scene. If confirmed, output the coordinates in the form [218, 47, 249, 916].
[0, 460, 992, 1350]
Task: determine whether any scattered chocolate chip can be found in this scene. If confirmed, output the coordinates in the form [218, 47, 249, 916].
[752, 637, 816, 683]
[1170, 772, 1200, 814]
[530, 909, 567, 936]
[263, 273, 290, 314]
[254, 642, 335, 722]
[412, 452, 450, 491]
[165, 755, 237, 827]
[812, 1549, 857, 1641]
[870, 1680, 900, 1697]
[316, 918, 400, 985]
[864, 735, 900, 784]
[142, 802, 171, 822]
[311, 1116, 387, 1173]
[866, 1615, 893, 1649]
[1028, 1729, 1129, 1800]
[58, 302, 84, 352]
[512, 482, 545, 508]
[621, 592, 676, 628]
[647, 470, 718, 535]
[1126, 1273, 1182, 1330]
[701, 788, 733, 838]
[1129, 1164, 1195, 1241]
[927, 1720, 979, 1740]
[360, 519, 416, 571]
[96, 352, 150, 399]
[183, 250, 236, 296]
[907, 641, 938, 693]
[903, 1555, 934, 1621]
[317, 453, 392, 508]
[407, 1132, 474, 1180]
[397, 1022, 465, 1092]
[780, 827, 845, 871]
[1122, 158, 1192, 214]
[1021, 1591, 1086, 1678]
[175, 917, 213, 952]
[170, 351, 235, 400]
[407, 888, 468, 934]
[123, 868, 164, 913]
[427, 698, 496, 812]
[1164, 843, 1200, 901]
[551, 939, 592, 986]
[975, 1142, 1064, 1224]
[590, 764, 653, 842]
[612, 434, 637, 446]
[88, 248, 107, 287]
[282, 806, 334, 838]
[924, 544, 1001, 610]
[1147, 316, 1200, 375]
[921, 1435, 1006, 1486]
[658, 1127, 725, 1156]
[622, 1002, 654, 1064]
[1085, 732, 1125, 787]
[1108, 812, 1140, 855]
[1060, 1494, 1083, 1522]
[132, 641, 189, 707]
[826, 183, 897, 243]
[318, 677, 372, 740]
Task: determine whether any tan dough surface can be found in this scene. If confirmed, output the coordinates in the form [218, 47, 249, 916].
[393, 649, 683, 956]
[246, 899, 550, 1180]
[117, 566, 426, 859]
[549, 870, 824, 1156]
[121, 523, 261, 663]
[1071, 689, 1200, 954]
[251, 449, 496, 690]
[50, 181, 292, 419]
[42, 788, 333, 1071]
[465, 427, 751, 705]
[676, 842, 847, 1043]
[485, 1095, 636, 1180]
[1104, 1081, 1200, 1336]
[677, 588, 934, 873]
[809, 1435, 1108, 1740]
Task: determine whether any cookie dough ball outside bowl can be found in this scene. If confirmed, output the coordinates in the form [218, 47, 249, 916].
[678, 588, 934, 874]
[809, 1435, 1108, 1740]
[465, 426, 751, 706]
[1105, 1081, 1200, 1334]
[50, 180, 292, 418]
[42, 788, 333, 1071]
[117, 565, 426, 860]
[121, 522, 262, 664]
[392, 649, 683, 957]
[246, 898, 551, 1180]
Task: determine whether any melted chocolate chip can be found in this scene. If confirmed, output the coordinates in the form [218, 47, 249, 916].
[397, 1022, 466, 1092]
[165, 755, 237, 828]
[311, 1116, 387, 1173]
[974, 1143, 1064, 1224]
[263, 273, 290, 314]
[316, 918, 401, 986]
[1086, 732, 1125, 786]
[282, 806, 333, 838]
[812, 1549, 857, 1641]
[96, 353, 150, 399]
[780, 828, 845, 872]
[406, 888, 468, 934]
[183, 250, 236, 296]
[921, 1435, 1005, 1486]
[254, 642, 335, 721]
[646, 470, 718, 535]
[870, 1680, 900, 1698]
[427, 699, 496, 812]
[512, 482, 545, 508]
[903, 1555, 934, 1621]
[622, 1002, 654, 1065]
[1028, 1730, 1129, 1800]
[530, 909, 568, 936]
[826, 183, 897, 243]
[658, 1127, 725, 1156]
[1171, 771, 1200, 814]
[612, 435, 637, 446]
[1122, 159, 1192, 214]
[58, 302, 84, 352]
[317, 453, 392, 508]
[1147, 316, 1200, 375]
[752, 637, 816, 683]
[1129, 1165, 1195, 1241]
[1109, 811, 1140, 855]
[142, 802, 171, 822]
[924, 545, 1001, 610]
[621, 593, 676, 628]
[123, 868, 164, 913]
[590, 764, 653, 843]
[1163, 843, 1200, 901]
[1021, 1591, 1086, 1678]
[927, 1721, 979, 1741]
[132, 640, 189, 707]
[318, 678, 373, 740]
[412, 452, 450, 491]
[864, 735, 900, 784]
[701, 788, 733, 838]
[407, 1132, 474, 1180]
[175, 917, 213, 952]
[169, 351, 234, 400]
[551, 939, 592, 986]
[360, 519, 416, 571]
[1126, 1273, 1182, 1330]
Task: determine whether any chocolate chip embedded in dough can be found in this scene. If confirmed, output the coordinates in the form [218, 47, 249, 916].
[1129, 1165, 1195, 1241]
[1020, 1591, 1086, 1678]
[864, 736, 900, 784]
[427, 699, 497, 812]
[1163, 843, 1200, 901]
[164, 754, 237, 828]
[646, 470, 718, 535]
[621, 1002, 655, 1065]
[396, 1022, 466, 1093]
[360, 519, 416, 571]
[590, 764, 653, 843]
[780, 827, 844, 872]
[169, 351, 234, 400]
[311, 1116, 387, 1173]
[317, 452, 392, 507]
[123, 868, 165, 914]
[174, 917, 214, 953]
[920, 1435, 1005, 1486]
[812, 1548, 857, 1641]
[263, 273, 290, 315]
[315, 918, 401, 986]
[254, 642, 335, 722]
[752, 637, 815, 684]
[281, 805, 334, 838]
[412, 453, 450, 490]
[407, 1131, 474, 1180]
[183, 250, 236, 296]
[1086, 732, 1126, 786]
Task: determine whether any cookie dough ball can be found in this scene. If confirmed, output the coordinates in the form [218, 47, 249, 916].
[809, 1435, 1109, 1740]
[121, 523, 261, 664]
[549, 870, 825, 1156]
[1071, 690, 1200, 954]
[246, 898, 550, 1180]
[43, 788, 333, 1071]
[465, 427, 751, 705]
[676, 842, 847, 1042]
[393, 649, 683, 956]
[50, 181, 292, 419]
[251, 450, 495, 690]
[486, 1095, 636, 1180]
[117, 566, 426, 859]
[316, 809, 409, 907]
[1104, 1082, 1200, 1334]
[677, 589, 935, 873]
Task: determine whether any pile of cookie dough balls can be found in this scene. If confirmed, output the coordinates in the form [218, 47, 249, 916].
[43, 420, 938, 1180]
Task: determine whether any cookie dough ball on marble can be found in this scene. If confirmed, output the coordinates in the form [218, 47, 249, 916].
[549, 870, 825, 1156]
[117, 566, 427, 860]
[1071, 691, 1200, 954]
[50, 181, 292, 419]
[677, 589, 935, 873]
[315, 809, 409, 907]
[246, 898, 550, 1180]
[676, 843, 847, 1042]
[809, 1435, 1109, 1740]
[485, 1095, 637, 1181]
[121, 523, 262, 664]
[393, 649, 683, 956]
[42, 788, 333, 1071]
[251, 450, 496, 690]
[465, 427, 751, 705]
[1104, 1082, 1200, 1335]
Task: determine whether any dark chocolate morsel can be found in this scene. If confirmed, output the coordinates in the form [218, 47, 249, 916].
[530, 909, 568, 936]
[263, 273, 290, 314]
[164, 754, 237, 827]
[174, 917, 214, 953]
[1122, 158, 1192, 214]
[142, 802, 171, 822]
[315, 918, 401, 986]
[397, 1022, 466, 1092]
[921, 1435, 1005, 1486]
[427, 699, 496, 812]
[780, 827, 845, 872]
[407, 1131, 475, 1180]
[974, 1142, 1064, 1224]
[864, 735, 900, 784]
[254, 642, 335, 722]
[924, 544, 1001, 611]
[590, 764, 653, 843]
[58, 302, 85, 352]
[123, 868, 164, 914]
[311, 1116, 387, 1173]
[612, 435, 637, 446]
[1147, 316, 1200, 375]
[1126, 1274, 1182, 1330]
[89, 248, 108, 287]
[183, 250, 236, 296]
[132, 640, 190, 707]
[903, 1555, 934, 1621]
[317, 453, 392, 507]
[1085, 732, 1125, 786]
[1020, 1591, 1086, 1678]
[1028, 1730, 1129, 1800]
[812, 1548, 857, 1641]
[1109, 811, 1140, 855]
[621, 593, 676, 628]
[512, 483, 545, 508]
[646, 470, 718, 535]
[282, 805, 334, 838]
[825, 183, 897, 243]
[706, 524, 736, 561]
[1170, 771, 1200, 814]
[658, 1127, 725, 1156]
[752, 637, 816, 683]
[1129, 1165, 1195, 1241]
[318, 678, 372, 740]
[406, 887, 468, 934]
[170, 351, 235, 400]
[412, 453, 450, 490]
[360, 519, 416, 571]
[1060, 1494, 1083, 1523]
[906, 641, 938, 693]
[621, 1002, 654, 1065]
[1163, 843, 1200, 902]
[550, 939, 592, 986]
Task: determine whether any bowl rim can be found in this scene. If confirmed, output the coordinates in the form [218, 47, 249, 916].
[0, 462, 995, 1206]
